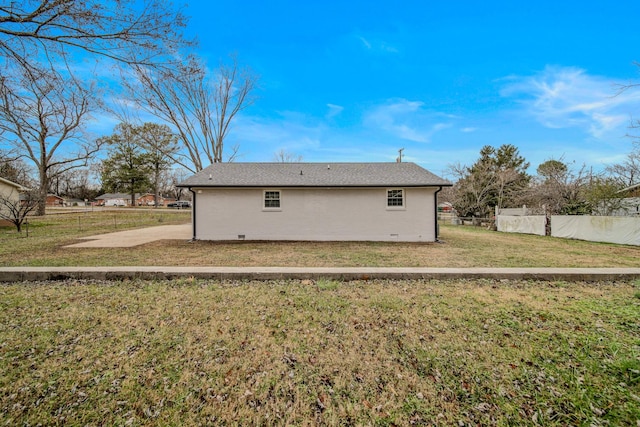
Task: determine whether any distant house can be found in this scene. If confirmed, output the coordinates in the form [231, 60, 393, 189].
[95, 193, 131, 207]
[46, 194, 64, 207]
[137, 193, 167, 206]
[64, 198, 89, 207]
[607, 183, 640, 216]
[97, 193, 175, 207]
[604, 196, 640, 217]
[178, 162, 452, 242]
[438, 202, 454, 213]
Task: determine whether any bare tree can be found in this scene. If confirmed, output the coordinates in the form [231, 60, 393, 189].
[606, 145, 640, 187]
[123, 54, 258, 172]
[522, 159, 593, 215]
[0, 66, 103, 215]
[47, 166, 98, 200]
[0, 1, 193, 213]
[0, 150, 33, 186]
[0, 188, 38, 233]
[168, 168, 190, 201]
[494, 168, 523, 212]
[448, 161, 496, 219]
[0, 0, 191, 72]
[273, 149, 303, 163]
[614, 68, 640, 185]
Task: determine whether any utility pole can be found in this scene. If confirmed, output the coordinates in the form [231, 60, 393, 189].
[397, 148, 404, 163]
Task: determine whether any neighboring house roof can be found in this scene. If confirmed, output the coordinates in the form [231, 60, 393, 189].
[0, 177, 28, 191]
[618, 182, 640, 194]
[178, 162, 452, 188]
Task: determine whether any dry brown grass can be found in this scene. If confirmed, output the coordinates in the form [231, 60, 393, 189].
[1, 211, 639, 267]
[53, 227, 640, 267]
[1, 279, 639, 425]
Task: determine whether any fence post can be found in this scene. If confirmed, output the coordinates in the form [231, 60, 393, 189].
[544, 205, 551, 236]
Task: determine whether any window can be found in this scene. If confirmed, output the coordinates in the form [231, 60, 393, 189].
[387, 189, 404, 208]
[264, 190, 281, 209]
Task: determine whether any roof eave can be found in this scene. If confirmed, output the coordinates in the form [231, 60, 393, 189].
[177, 183, 452, 188]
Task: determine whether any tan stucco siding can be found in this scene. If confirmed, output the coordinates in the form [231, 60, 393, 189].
[0, 181, 21, 219]
[193, 187, 437, 242]
[0, 181, 18, 199]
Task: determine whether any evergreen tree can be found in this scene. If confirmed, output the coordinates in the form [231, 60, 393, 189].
[136, 123, 180, 207]
[451, 144, 530, 218]
[99, 124, 152, 206]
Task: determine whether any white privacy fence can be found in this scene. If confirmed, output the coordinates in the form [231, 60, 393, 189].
[496, 214, 640, 246]
[551, 216, 640, 246]
[496, 215, 546, 236]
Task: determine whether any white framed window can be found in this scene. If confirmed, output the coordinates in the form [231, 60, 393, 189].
[263, 190, 281, 210]
[387, 188, 404, 209]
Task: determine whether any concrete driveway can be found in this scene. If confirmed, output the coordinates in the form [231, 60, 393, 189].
[64, 223, 191, 248]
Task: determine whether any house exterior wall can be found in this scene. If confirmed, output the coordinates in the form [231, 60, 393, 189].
[46, 195, 64, 206]
[0, 180, 19, 200]
[137, 194, 166, 206]
[0, 180, 21, 219]
[193, 187, 438, 242]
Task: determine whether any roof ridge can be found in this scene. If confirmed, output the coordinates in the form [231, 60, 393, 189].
[179, 162, 451, 188]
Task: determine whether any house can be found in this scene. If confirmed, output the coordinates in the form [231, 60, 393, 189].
[136, 193, 167, 206]
[0, 177, 28, 223]
[0, 177, 25, 200]
[95, 193, 132, 206]
[46, 194, 64, 207]
[606, 183, 640, 216]
[605, 196, 640, 217]
[438, 202, 454, 213]
[178, 162, 452, 242]
[64, 198, 89, 207]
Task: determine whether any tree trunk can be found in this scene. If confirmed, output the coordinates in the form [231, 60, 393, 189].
[154, 168, 160, 208]
[37, 164, 47, 216]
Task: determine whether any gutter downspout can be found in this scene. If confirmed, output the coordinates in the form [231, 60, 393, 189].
[188, 188, 197, 241]
[434, 186, 443, 242]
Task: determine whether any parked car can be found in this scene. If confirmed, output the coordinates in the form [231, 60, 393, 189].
[167, 201, 191, 209]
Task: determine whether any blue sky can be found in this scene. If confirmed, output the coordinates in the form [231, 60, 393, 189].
[148, 1, 640, 177]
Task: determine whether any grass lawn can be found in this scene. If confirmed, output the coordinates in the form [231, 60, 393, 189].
[1, 210, 639, 267]
[1, 211, 639, 425]
[1, 279, 639, 425]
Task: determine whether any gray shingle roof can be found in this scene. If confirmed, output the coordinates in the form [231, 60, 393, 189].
[178, 162, 451, 187]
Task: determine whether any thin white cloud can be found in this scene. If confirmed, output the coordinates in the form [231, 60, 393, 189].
[501, 66, 640, 138]
[232, 113, 325, 160]
[461, 127, 478, 133]
[363, 99, 453, 143]
[355, 34, 399, 54]
[326, 103, 344, 118]
[228, 104, 443, 163]
[379, 42, 399, 54]
[358, 36, 372, 50]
